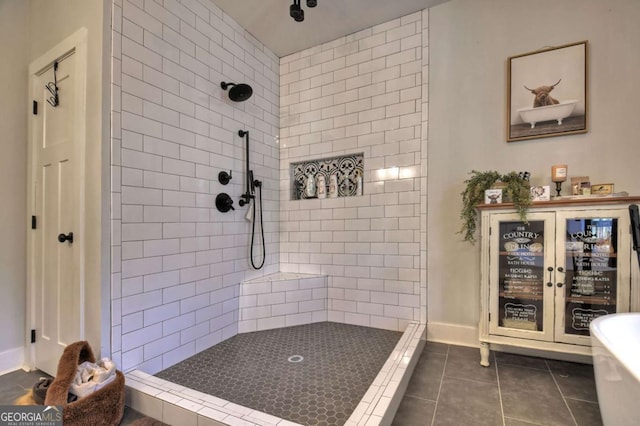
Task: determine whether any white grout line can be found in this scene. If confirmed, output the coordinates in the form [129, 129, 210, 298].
[430, 343, 448, 426]
[495, 351, 507, 426]
[546, 360, 579, 426]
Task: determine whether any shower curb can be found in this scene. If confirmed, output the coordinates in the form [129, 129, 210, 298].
[345, 321, 425, 426]
[124, 321, 425, 426]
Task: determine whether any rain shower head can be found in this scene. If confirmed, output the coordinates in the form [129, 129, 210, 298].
[220, 82, 253, 102]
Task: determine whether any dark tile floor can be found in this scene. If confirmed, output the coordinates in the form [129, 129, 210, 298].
[156, 322, 402, 426]
[392, 342, 603, 426]
[0, 368, 51, 404]
[0, 368, 158, 425]
[0, 341, 603, 426]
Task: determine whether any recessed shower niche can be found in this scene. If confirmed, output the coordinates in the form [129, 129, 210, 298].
[290, 153, 364, 200]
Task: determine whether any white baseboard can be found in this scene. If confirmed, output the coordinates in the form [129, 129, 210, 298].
[0, 346, 25, 376]
[427, 321, 479, 347]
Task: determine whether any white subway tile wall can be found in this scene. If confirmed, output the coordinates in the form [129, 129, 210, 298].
[112, 0, 429, 373]
[111, 0, 280, 373]
[238, 274, 328, 333]
[279, 10, 429, 332]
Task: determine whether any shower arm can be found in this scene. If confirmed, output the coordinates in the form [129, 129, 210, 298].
[239, 130, 254, 207]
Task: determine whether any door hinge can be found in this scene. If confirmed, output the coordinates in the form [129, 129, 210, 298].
[31, 216, 36, 229]
[30, 329, 36, 343]
[32, 100, 38, 115]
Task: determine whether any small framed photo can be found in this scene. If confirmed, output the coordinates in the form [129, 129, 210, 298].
[591, 183, 614, 195]
[571, 176, 590, 195]
[530, 185, 551, 201]
[485, 189, 503, 204]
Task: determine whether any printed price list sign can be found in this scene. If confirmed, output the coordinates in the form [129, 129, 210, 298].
[498, 221, 545, 331]
[564, 218, 618, 336]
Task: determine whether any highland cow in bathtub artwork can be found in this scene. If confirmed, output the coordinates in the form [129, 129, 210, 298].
[507, 41, 587, 142]
[525, 79, 561, 107]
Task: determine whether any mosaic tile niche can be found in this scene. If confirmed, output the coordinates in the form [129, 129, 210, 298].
[290, 153, 364, 200]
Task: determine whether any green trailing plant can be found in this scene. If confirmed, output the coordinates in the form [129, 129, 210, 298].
[459, 170, 532, 243]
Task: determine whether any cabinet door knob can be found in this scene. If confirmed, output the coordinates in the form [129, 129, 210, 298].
[557, 266, 564, 273]
[547, 266, 554, 272]
[547, 282, 553, 287]
[557, 282, 564, 288]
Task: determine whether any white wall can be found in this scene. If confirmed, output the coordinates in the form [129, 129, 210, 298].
[428, 0, 640, 343]
[110, 0, 280, 373]
[0, 0, 29, 372]
[279, 11, 428, 332]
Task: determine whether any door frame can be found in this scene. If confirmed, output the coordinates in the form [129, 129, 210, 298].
[26, 27, 88, 370]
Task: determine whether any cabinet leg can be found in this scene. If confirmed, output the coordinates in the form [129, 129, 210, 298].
[480, 342, 490, 367]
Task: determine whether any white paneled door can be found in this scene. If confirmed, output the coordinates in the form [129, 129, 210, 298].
[28, 29, 87, 376]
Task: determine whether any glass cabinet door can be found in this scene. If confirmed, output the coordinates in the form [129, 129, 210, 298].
[555, 210, 631, 345]
[489, 212, 556, 341]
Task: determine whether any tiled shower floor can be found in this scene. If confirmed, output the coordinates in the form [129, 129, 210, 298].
[155, 322, 402, 426]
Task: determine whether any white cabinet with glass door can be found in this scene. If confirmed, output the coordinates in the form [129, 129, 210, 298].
[478, 198, 640, 366]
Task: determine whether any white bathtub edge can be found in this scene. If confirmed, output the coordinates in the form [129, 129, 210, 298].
[591, 312, 640, 384]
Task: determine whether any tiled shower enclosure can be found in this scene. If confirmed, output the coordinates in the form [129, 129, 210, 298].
[110, 0, 428, 378]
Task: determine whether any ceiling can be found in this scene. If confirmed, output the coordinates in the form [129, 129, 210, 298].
[209, 0, 449, 57]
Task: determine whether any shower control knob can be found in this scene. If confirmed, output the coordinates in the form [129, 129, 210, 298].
[218, 170, 232, 185]
[216, 193, 235, 213]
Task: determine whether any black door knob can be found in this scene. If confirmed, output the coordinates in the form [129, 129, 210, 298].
[58, 232, 74, 243]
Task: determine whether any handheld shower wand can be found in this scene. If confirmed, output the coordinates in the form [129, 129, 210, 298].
[238, 130, 254, 207]
[238, 130, 265, 269]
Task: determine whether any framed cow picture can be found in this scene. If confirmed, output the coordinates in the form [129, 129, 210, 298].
[507, 41, 588, 142]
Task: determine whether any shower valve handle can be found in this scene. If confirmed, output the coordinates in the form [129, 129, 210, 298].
[216, 193, 235, 213]
[218, 170, 232, 185]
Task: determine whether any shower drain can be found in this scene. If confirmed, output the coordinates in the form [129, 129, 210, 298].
[287, 355, 304, 363]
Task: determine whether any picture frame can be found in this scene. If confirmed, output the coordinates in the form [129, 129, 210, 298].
[571, 176, 590, 195]
[530, 185, 551, 201]
[507, 41, 588, 142]
[484, 189, 503, 204]
[591, 183, 614, 195]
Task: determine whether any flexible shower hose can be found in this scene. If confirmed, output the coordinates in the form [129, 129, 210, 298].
[250, 181, 266, 269]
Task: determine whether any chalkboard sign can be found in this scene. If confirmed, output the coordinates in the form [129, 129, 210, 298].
[498, 221, 545, 331]
[564, 218, 618, 335]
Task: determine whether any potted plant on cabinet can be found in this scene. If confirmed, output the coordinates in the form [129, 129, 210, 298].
[460, 170, 532, 243]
